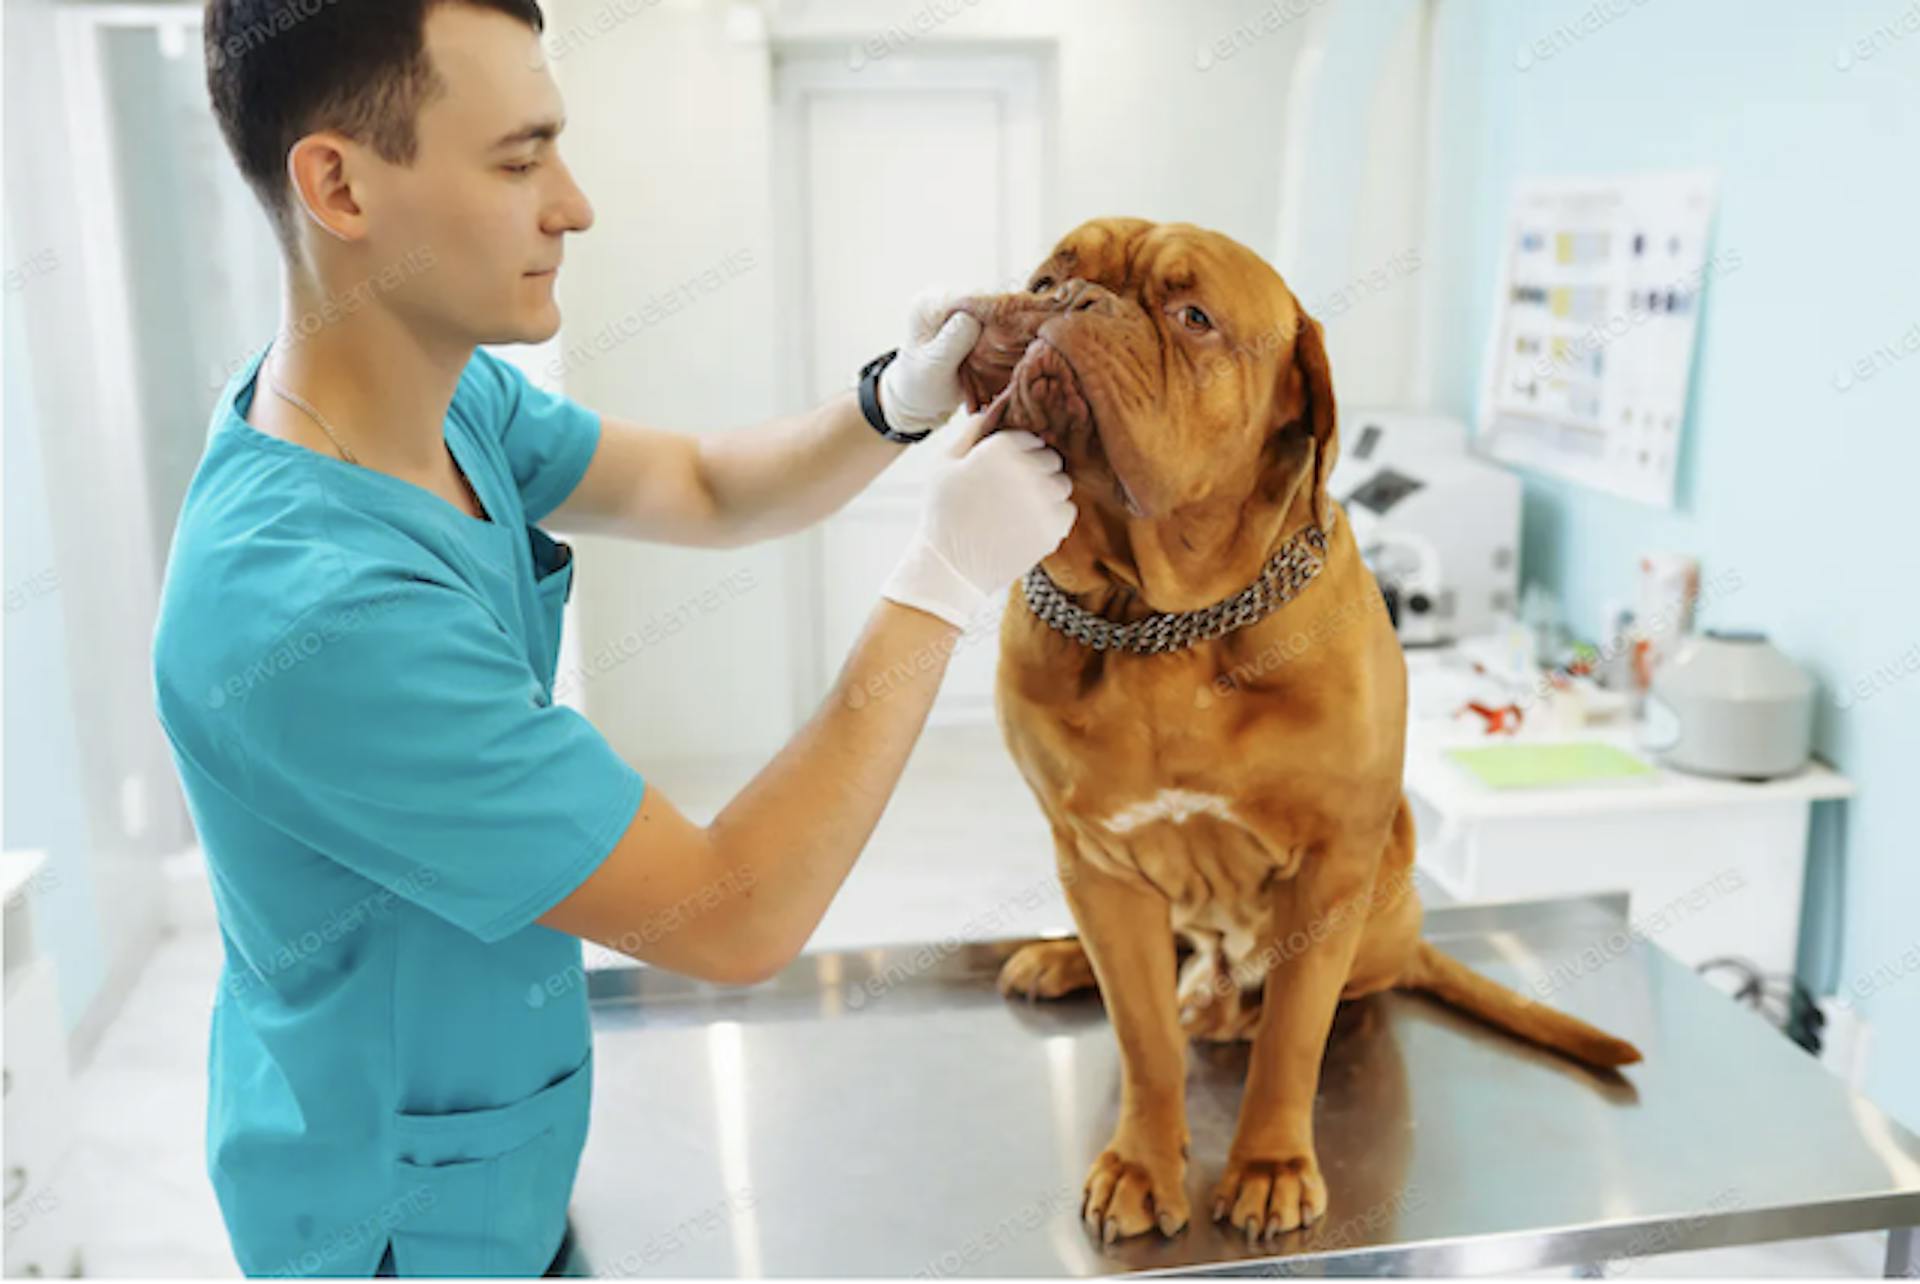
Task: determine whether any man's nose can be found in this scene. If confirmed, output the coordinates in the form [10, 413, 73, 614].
[544, 157, 595, 235]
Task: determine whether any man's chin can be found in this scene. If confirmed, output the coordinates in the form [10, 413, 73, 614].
[487, 308, 563, 350]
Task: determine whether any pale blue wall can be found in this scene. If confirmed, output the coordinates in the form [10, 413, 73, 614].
[1424, 0, 1919, 1126]
[4, 241, 111, 1030]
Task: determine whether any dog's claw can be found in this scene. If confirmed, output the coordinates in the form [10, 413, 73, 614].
[1080, 1138, 1189, 1245]
[1213, 1152, 1328, 1242]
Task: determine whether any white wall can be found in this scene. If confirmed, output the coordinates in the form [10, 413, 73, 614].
[1274, 0, 1431, 408]
[3, 0, 175, 1055]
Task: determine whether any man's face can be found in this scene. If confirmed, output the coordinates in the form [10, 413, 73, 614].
[346, 4, 593, 348]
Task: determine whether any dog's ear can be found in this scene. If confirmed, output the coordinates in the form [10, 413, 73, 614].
[1291, 308, 1338, 531]
[1263, 307, 1338, 531]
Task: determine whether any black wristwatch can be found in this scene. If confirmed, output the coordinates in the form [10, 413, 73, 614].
[857, 348, 934, 444]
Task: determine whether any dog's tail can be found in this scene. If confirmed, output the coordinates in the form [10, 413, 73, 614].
[1399, 941, 1642, 1069]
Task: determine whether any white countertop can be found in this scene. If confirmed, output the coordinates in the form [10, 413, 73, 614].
[1402, 648, 1855, 821]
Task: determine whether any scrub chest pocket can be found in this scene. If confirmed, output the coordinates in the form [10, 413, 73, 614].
[526, 523, 574, 698]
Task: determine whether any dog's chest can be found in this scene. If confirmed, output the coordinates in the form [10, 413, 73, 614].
[996, 638, 1328, 911]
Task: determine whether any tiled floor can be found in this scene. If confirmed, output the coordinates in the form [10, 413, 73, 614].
[69, 725, 1894, 1277]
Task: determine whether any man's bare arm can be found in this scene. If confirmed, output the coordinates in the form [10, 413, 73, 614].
[696, 391, 911, 546]
[549, 393, 911, 550]
[536, 596, 964, 984]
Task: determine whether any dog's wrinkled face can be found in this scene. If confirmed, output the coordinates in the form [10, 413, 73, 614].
[957, 218, 1338, 610]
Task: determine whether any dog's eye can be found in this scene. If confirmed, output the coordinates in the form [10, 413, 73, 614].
[1031, 276, 1055, 294]
[1180, 305, 1214, 333]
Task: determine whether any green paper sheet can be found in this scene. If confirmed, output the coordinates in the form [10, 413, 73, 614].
[1445, 742, 1657, 789]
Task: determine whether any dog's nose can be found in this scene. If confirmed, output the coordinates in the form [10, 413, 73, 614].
[1056, 278, 1120, 317]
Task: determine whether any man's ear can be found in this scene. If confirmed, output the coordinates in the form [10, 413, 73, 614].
[1267, 307, 1339, 530]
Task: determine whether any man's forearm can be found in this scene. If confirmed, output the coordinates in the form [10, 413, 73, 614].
[698, 391, 909, 546]
[705, 596, 965, 967]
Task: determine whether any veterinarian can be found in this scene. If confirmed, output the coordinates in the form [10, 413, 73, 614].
[152, 0, 1074, 1275]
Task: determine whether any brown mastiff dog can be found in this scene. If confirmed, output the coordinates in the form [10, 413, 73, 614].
[952, 218, 1642, 1245]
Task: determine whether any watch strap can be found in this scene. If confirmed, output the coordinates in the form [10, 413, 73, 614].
[858, 348, 934, 444]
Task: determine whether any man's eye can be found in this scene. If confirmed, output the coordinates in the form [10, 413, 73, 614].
[503, 161, 539, 176]
[1180, 304, 1213, 333]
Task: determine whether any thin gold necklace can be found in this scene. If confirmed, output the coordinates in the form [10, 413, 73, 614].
[265, 351, 360, 465]
[261, 350, 487, 521]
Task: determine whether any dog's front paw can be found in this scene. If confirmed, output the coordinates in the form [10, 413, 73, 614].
[997, 938, 1095, 1000]
[1082, 1124, 1190, 1243]
[1210, 1149, 1327, 1240]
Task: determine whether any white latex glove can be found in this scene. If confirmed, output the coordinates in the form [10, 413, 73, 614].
[876, 288, 983, 437]
[880, 413, 1077, 629]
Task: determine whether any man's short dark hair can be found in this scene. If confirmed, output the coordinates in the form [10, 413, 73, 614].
[204, 0, 546, 257]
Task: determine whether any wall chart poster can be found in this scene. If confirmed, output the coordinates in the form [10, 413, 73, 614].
[1477, 172, 1727, 508]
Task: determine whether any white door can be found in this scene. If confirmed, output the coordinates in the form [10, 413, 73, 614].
[773, 51, 1047, 726]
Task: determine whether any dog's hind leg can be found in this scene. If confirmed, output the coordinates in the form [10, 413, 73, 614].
[1177, 932, 1263, 1041]
[998, 937, 1097, 1000]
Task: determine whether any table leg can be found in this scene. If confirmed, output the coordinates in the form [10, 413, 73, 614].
[1887, 1225, 1917, 1279]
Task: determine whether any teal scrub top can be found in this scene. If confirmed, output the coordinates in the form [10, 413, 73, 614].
[151, 341, 647, 1277]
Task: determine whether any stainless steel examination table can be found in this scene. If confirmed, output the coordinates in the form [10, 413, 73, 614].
[567, 894, 1920, 1277]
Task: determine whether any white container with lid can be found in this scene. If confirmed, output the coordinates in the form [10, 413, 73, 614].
[1642, 630, 1816, 780]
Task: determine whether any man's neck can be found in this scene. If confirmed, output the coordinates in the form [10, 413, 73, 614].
[261, 281, 472, 476]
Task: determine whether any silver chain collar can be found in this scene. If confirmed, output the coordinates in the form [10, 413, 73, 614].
[1019, 518, 1333, 654]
